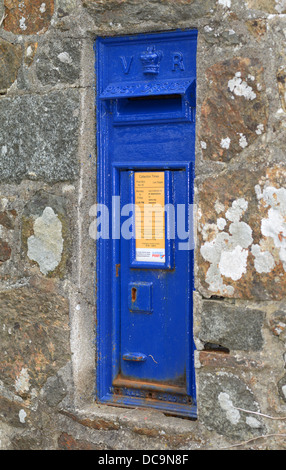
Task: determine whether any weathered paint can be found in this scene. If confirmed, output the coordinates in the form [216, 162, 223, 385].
[96, 30, 197, 417]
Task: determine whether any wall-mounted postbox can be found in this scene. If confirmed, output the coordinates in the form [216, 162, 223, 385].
[96, 30, 197, 418]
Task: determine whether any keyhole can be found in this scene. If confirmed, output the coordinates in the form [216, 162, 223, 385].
[131, 287, 137, 302]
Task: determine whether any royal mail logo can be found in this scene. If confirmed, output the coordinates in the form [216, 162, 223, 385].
[152, 253, 165, 259]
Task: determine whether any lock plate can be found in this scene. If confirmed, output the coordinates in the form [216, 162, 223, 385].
[128, 282, 153, 313]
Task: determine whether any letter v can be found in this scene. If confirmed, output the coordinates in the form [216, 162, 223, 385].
[120, 56, 133, 74]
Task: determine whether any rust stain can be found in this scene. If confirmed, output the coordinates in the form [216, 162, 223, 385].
[115, 263, 120, 277]
[131, 287, 137, 302]
[60, 410, 120, 431]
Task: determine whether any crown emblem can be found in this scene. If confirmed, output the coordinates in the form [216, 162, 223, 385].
[140, 45, 163, 75]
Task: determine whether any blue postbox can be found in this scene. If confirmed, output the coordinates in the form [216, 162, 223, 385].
[96, 30, 197, 417]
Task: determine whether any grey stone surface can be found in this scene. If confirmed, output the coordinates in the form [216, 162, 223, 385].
[55, 0, 78, 15]
[277, 375, 286, 403]
[0, 39, 22, 92]
[82, 0, 217, 25]
[41, 374, 67, 407]
[198, 300, 265, 351]
[0, 89, 79, 182]
[22, 190, 72, 277]
[36, 37, 81, 86]
[198, 371, 265, 439]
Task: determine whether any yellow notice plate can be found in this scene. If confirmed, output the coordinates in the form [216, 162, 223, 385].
[134, 172, 165, 263]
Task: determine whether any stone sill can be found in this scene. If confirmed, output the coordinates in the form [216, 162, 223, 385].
[60, 402, 199, 439]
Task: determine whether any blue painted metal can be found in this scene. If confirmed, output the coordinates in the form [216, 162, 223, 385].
[128, 282, 153, 313]
[123, 352, 148, 362]
[96, 30, 197, 418]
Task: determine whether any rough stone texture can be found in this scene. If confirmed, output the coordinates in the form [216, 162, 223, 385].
[0, 240, 11, 262]
[58, 433, 103, 450]
[199, 57, 268, 162]
[0, 286, 70, 397]
[246, 0, 286, 14]
[246, 19, 267, 39]
[0, 0, 286, 452]
[0, 210, 17, 230]
[268, 305, 286, 340]
[35, 37, 81, 85]
[0, 396, 28, 428]
[277, 375, 286, 402]
[27, 208, 64, 275]
[82, 0, 217, 24]
[0, 90, 79, 183]
[56, 0, 78, 15]
[22, 190, 72, 278]
[3, 0, 54, 35]
[0, 39, 22, 93]
[277, 67, 286, 112]
[198, 300, 264, 351]
[24, 42, 38, 68]
[198, 372, 265, 440]
[197, 165, 286, 300]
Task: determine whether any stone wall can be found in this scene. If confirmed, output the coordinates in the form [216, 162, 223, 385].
[0, 0, 286, 450]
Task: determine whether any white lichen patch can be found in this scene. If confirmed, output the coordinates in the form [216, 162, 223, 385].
[200, 173, 286, 294]
[19, 16, 27, 31]
[201, 232, 234, 296]
[256, 185, 286, 215]
[218, 392, 240, 425]
[200, 141, 207, 149]
[219, 245, 249, 281]
[15, 368, 30, 394]
[225, 198, 248, 223]
[200, 198, 253, 294]
[214, 200, 225, 214]
[246, 416, 262, 429]
[228, 73, 257, 101]
[275, 0, 286, 14]
[57, 52, 73, 64]
[27, 207, 63, 275]
[262, 208, 286, 267]
[201, 223, 219, 242]
[217, 217, 226, 230]
[229, 221, 253, 249]
[39, 2, 46, 13]
[220, 137, 231, 149]
[239, 133, 248, 148]
[251, 244, 275, 273]
[217, 0, 231, 8]
[256, 123, 264, 135]
[19, 409, 27, 424]
[255, 184, 286, 271]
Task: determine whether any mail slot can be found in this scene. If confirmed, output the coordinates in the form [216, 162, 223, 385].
[96, 30, 198, 418]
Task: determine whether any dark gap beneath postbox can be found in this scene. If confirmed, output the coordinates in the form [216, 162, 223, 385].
[203, 342, 230, 354]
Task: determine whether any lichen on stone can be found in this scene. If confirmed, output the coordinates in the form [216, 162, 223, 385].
[27, 207, 63, 275]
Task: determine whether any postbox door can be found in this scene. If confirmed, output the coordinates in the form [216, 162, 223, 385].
[119, 169, 193, 388]
[96, 30, 197, 417]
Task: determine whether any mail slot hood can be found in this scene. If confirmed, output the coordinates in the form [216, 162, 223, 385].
[99, 77, 196, 100]
[97, 29, 198, 102]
